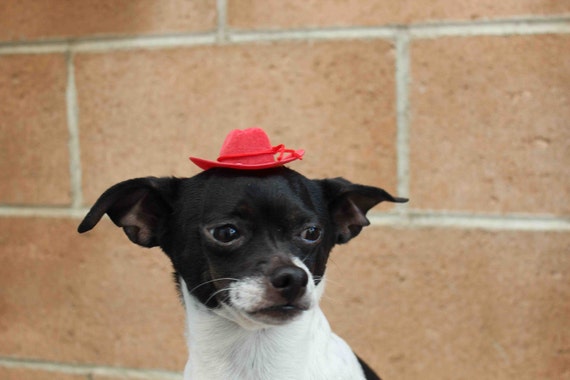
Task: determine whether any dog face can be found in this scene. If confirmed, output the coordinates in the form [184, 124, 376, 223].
[78, 167, 406, 327]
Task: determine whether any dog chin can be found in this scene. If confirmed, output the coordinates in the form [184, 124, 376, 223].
[214, 301, 311, 329]
[215, 280, 314, 328]
[248, 302, 311, 324]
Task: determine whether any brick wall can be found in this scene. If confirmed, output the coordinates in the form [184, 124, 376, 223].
[1, 1, 569, 379]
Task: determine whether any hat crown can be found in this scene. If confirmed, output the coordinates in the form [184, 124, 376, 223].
[217, 128, 274, 165]
[189, 127, 304, 170]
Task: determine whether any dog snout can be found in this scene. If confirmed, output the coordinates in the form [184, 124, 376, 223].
[269, 266, 308, 303]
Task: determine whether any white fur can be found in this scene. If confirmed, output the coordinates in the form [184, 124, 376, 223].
[180, 260, 366, 380]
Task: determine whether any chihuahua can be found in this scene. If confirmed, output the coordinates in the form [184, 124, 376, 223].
[78, 129, 406, 380]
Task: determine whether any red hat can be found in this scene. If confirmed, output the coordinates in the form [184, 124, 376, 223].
[190, 127, 304, 170]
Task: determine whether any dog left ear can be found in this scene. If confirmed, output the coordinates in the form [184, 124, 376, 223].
[320, 178, 408, 244]
[77, 177, 179, 248]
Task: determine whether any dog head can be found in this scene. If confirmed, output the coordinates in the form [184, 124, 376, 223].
[78, 167, 406, 328]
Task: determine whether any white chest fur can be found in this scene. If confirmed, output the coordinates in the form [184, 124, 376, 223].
[180, 278, 366, 380]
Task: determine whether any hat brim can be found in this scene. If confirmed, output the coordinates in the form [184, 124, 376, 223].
[190, 150, 304, 171]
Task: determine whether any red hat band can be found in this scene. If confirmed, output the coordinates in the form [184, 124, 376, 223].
[217, 144, 302, 165]
[190, 128, 304, 171]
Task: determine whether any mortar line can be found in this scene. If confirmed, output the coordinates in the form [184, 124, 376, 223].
[0, 42, 69, 55]
[228, 26, 398, 43]
[0, 206, 90, 219]
[222, 16, 570, 43]
[216, 0, 229, 43]
[69, 33, 217, 52]
[395, 29, 411, 212]
[66, 50, 83, 209]
[368, 212, 570, 231]
[408, 213, 570, 231]
[410, 16, 570, 38]
[0, 356, 181, 380]
[1, 17, 567, 55]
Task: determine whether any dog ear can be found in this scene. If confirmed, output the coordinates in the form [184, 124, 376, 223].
[320, 178, 408, 244]
[77, 177, 178, 248]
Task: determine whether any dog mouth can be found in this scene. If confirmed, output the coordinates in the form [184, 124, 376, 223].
[218, 265, 316, 326]
[250, 303, 309, 321]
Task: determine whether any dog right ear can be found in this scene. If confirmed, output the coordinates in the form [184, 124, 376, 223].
[77, 177, 179, 248]
[319, 177, 408, 244]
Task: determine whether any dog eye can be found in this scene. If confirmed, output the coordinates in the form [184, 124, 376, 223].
[210, 225, 240, 243]
[300, 226, 321, 243]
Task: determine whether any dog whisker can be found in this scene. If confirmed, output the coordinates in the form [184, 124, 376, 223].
[204, 287, 232, 306]
[315, 276, 341, 286]
[320, 293, 339, 304]
[312, 275, 332, 283]
[188, 277, 239, 295]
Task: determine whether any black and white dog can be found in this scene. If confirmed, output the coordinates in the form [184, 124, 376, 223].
[78, 131, 406, 379]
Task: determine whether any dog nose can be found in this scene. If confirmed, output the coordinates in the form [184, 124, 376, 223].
[269, 266, 309, 303]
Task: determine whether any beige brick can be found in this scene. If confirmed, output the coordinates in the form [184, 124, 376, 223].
[0, 0, 216, 42]
[0, 217, 186, 370]
[323, 226, 570, 380]
[228, 0, 570, 30]
[75, 41, 398, 204]
[0, 367, 85, 380]
[0, 54, 71, 206]
[409, 35, 570, 214]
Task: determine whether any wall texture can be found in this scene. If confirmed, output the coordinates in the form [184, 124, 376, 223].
[1, 1, 569, 379]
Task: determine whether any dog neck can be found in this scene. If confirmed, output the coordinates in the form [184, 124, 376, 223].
[180, 278, 364, 380]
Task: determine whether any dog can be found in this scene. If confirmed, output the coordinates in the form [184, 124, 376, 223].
[78, 128, 407, 380]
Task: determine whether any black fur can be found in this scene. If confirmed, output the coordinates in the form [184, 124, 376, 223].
[357, 355, 383, 380]
[78, 166, 406, 377]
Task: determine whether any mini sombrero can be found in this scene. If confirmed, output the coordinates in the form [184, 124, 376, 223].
[190, 127, 304, 170]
